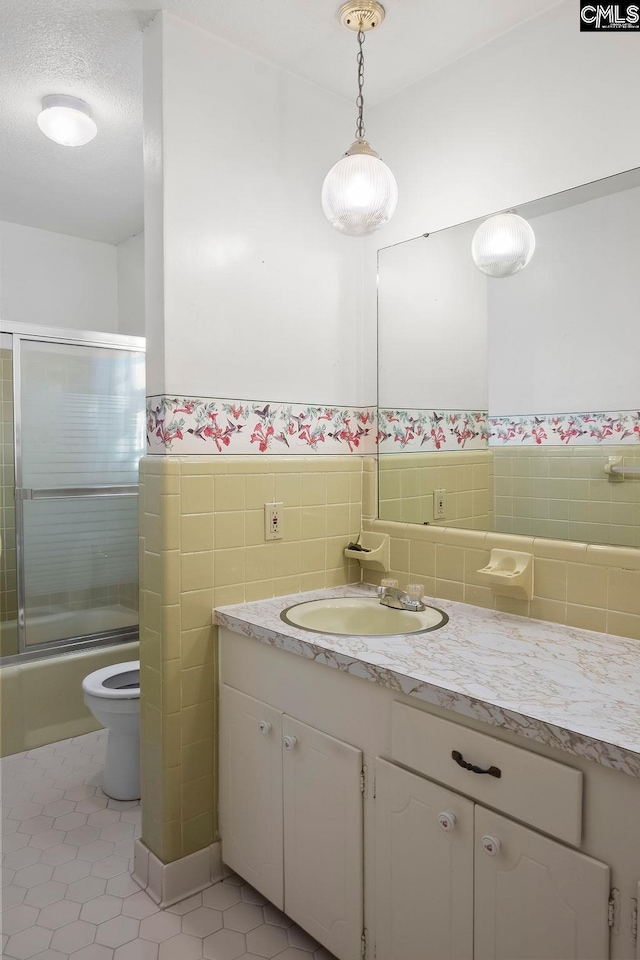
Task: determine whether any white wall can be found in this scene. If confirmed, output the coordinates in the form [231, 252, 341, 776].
[0, 220, 118, 332]
[371, 1, 640, 243]
[117, 232, 145, 337]
[365, 0, 640, 404]
[142, 2, 640, 408]
[144, 12, 366, 406]
[489, 184, 640, 415]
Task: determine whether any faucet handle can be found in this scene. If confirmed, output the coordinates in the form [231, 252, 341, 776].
[406, 583, 425, 602]
[380, 578, 399, 590]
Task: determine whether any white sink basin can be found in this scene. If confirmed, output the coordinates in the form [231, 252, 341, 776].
[280, 597, 448, 637]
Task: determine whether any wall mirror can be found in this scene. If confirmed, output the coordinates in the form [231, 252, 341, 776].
[377, 167, 640, 549]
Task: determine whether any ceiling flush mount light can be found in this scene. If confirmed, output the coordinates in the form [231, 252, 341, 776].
[37, 94, 97, 147]
[322, 1, 398, 237]
[471, 212, 536, 278]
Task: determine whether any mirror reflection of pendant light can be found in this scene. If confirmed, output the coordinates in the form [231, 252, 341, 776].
[471, 212, 536, 278]
[37, 94, 97, 146]
[322, 2, 398, 237]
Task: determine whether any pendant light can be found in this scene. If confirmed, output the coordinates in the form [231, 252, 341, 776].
[37, 95, 97, 147]
[322, 2, 398, 237]
[471, 212, 535, 278]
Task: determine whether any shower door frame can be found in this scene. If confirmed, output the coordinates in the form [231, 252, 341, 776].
[4, 321, 145, 664]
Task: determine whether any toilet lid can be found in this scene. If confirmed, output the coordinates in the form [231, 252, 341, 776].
[82, 660, 140, 699]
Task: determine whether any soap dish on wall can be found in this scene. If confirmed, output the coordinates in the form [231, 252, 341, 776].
[476, 549, 534, 600]
[344, 532, 390, 572]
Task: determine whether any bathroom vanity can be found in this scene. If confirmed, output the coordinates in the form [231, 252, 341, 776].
[214, 585, 640, 960]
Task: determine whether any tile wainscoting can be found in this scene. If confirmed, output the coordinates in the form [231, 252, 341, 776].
[138, 454, 371, 865]
[364, 516, 640, 640]
[139, 448, 640, 874]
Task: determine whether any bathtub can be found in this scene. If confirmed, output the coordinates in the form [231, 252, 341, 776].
[0, 611, 139, 757]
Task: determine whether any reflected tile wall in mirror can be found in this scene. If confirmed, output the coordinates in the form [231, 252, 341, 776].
[379, 451, 493, 528]
[493, 446, 640, 547]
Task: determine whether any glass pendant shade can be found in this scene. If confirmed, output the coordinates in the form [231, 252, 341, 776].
[322, 140, 398, 237]
[471, 212, 535, 278]
[37, 95, 97, 147]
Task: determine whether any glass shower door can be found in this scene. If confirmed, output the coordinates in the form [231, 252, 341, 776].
[0, 333, 18, 657]
[15, 336, 145, 651]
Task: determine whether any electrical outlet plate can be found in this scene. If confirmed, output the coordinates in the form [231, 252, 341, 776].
[264, 502, 283, 540]
[434, 488, 446, 520]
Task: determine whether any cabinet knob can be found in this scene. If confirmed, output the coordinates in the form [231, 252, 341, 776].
[481, 835, 501, 857]
[258, 720, 272, 735]
[283, 735, 298, 751]
[438, 812, 457, 832]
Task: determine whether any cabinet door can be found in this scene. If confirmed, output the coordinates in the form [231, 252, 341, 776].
[375, 759, 474, 960]
[219, 684, 284, 909]
[283, 715, 363, 960]
[475, 806, 610, 960]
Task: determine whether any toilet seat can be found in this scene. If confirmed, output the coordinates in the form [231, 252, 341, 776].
[82, 661, 140, 699]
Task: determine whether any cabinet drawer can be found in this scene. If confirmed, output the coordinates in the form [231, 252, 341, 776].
[391, 702, 582, 846]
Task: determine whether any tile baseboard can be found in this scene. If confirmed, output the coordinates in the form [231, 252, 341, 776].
[133, 837, 223, 907]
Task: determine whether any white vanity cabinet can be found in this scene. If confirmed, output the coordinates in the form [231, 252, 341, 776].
[218, 623, 640, 960]
[220, 683, 364, 960]
[219, 685, 284, 908]
[375, 757, 610, 960]
[377, 702, 611, 960]
[474, 806, 610, 960]
[375, 758, 474, 960]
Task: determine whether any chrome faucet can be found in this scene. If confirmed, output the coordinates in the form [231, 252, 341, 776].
[377, 585, 426, 613]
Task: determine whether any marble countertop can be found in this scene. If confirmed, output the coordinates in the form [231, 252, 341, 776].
[214, 584, 640, 777]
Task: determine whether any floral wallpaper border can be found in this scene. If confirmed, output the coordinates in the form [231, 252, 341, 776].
[146, 399, 640, 454]
[489, 411, 640, 446]
[377, 409, 489, 453]
[146, 395, 377, 455]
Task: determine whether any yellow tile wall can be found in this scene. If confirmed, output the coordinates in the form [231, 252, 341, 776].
[139, 455, 364, 864]
[364, 516, 640, 640]
[140, 449, 640, 866]
[493, 445, 640, 547]
[379, 450, 493, 529]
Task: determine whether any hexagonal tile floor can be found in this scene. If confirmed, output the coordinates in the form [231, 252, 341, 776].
[1, 730, 336, 960]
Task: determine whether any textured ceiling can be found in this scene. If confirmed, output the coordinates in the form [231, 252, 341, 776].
[0, 0, 563, 245]
[0, 1, 149, 245]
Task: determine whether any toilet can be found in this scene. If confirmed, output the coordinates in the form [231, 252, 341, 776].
[82, 661, 141, 801]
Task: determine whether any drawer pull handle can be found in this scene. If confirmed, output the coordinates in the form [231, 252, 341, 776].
[258, 721, 272, 735]
[452, 750, 501, 779]
[283, 735, 298, 751]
